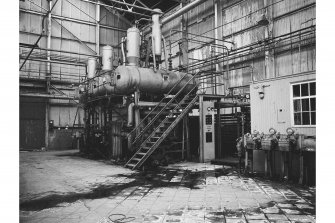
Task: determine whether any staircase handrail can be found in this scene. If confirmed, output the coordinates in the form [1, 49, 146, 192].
[128, 71, 201, 147]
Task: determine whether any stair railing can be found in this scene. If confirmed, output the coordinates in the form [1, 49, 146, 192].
[138, 82, 200, 149]
[128, 71, 202, 148]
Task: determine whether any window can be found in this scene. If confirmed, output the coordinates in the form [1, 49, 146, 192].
[292, 81, 316, 126]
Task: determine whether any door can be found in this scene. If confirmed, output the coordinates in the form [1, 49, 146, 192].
[20, 97, 46, 150]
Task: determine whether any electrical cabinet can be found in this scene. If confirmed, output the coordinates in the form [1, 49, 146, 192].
[200, 100, 215, 162]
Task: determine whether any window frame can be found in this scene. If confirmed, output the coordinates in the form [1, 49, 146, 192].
[290, 80, 316, 127]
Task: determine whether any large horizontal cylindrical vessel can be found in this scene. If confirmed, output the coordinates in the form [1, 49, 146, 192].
[87, 67, 197, 98]
[126, 27, 140, 66]
[114, 66, 197, 94]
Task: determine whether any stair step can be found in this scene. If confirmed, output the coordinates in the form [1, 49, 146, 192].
[137, 152, 146, 156]
[126, 163, 136, 168]
[132, 158, 141, 161]
[141, 147, 150, 150]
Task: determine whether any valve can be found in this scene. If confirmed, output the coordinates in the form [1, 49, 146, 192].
[286, 127, 298, 150]
[269, 128, 279, 150]
[252, 130, 263, 149]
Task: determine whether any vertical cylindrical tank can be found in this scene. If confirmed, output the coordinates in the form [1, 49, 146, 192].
[126, 26, 140, 66]
[152, 8, 162, 57]
[102, 45, 113, 70]
[87, 57, 98, 78]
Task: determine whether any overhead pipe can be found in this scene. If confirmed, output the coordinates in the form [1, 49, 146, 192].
[20, 93, 76, 100]
[19, 8, 127, 32]
[143, 0, 207, 35]
[81, 0, 151, 18]
[163, 0, 206, 24]
[103, 0, 162, 14]
[20, 43, 100, 57]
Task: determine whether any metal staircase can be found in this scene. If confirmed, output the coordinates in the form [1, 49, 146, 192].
[125, 72, 200, 170]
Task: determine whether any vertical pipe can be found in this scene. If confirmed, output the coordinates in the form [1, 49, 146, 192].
[216, 100, 221, 158]
[121, 37, 126, 66]
[134, 91, 140, 136]
[186, 116, 190, 160]
[152, 36, 157, 71]
[96, 1, 100, 55]
[162, 37, 169, 71]
[182, 117, 185, 160]
[45, 0, 52, 150]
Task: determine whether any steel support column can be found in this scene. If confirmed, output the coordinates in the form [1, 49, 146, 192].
[264, 0, 275, 79]
[96, 1, 100, 55]
[199, 95, 204, 162]
[45, 0, 52, 150]
[214, 0, 225, 95]
[179, 1, 188, 72]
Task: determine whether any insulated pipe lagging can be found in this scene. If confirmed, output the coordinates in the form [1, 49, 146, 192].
[152, 8, 162, 57]
[102, 45, 113, 70]
[114, 66, 197, 94]
[121, 37, 126, 66]
[85, 67, 198, 97]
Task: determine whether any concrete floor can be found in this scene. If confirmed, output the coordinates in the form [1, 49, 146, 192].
[20, 150, 316, 223]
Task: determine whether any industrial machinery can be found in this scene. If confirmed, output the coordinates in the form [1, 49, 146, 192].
[78, 9, 198, 168]
[199, 101, 216, 162]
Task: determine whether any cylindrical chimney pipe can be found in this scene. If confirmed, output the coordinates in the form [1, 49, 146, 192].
[126, 27, 140, 66]
[152, 8, 162, 57]
[102, 45, 113, 70]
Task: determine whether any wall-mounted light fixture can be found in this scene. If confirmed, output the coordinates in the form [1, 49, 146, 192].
[258, 90, 265, 99]
[257, 14, 269, 26]
[49, 120, 54, 130]
[254, 84, 270, 99]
